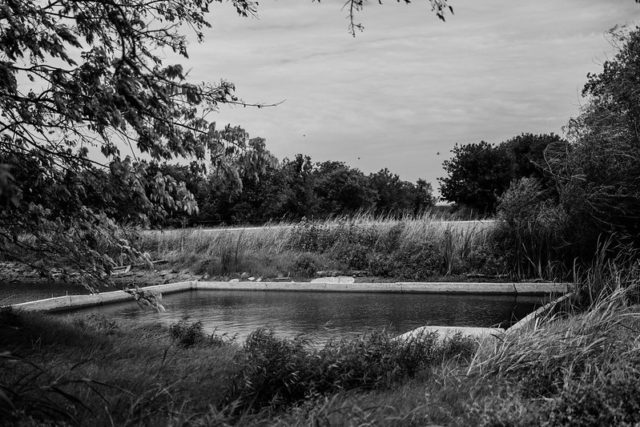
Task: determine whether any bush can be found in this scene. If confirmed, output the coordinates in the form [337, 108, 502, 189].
[388, 242, 443, 279]
[290, 252, 321, 277]
[225, 328, 477, 413]
[330, 241, 370, 270]
[496, 177, 569, 279]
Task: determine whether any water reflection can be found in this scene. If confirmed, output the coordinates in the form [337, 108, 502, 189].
[66, 290, 546, 345]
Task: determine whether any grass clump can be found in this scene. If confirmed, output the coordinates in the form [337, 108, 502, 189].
[169, 318, 236, 348]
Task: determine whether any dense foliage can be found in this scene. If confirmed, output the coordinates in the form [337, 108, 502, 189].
[0, 0, 266, 288]
[556, 26, 640, 249]
[494, 26, 640, 279]
[150, 131, 435, 227]
[438, 133, 567, 215]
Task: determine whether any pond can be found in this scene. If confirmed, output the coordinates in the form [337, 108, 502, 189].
[63, 290, 546, 344]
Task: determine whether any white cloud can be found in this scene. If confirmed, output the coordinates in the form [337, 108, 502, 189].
[178, 0, 640, 189]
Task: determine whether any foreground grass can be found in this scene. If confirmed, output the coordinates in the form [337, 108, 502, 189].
[3, 284, 640, 426]
[139, 214, 504, 281]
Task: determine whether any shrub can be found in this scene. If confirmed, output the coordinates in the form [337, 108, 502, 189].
[330, 241, 370, 270]
[462, 237, 509, 276]
[290, 253, 321, 277]
[496, 177, 569, 279]
[170, 319, 207, 347]
[389, 242, 443, 279]
[225, 328, 477, 413]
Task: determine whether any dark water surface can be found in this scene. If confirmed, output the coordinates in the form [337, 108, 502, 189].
[63, 290, 546, 344]
[0, 282, 91, 305]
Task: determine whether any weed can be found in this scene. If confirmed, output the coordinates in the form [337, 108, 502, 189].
[290, 253, 321, 277]
[169, 319, 235, 348]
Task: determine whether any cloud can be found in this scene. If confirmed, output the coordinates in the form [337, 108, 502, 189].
[181, 0, 640, 190]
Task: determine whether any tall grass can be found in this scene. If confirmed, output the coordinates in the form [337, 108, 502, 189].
[139, 213, 501, 280]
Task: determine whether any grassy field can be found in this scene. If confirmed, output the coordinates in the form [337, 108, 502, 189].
[138, 214, 505, 281]
[2, 282, 639, 426]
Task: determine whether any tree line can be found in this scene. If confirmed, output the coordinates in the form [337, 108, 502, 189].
[150, 130, 435, 227]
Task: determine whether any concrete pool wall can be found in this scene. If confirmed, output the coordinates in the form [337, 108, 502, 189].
[9, 280, 572, 313]
[7, 280, 574, 344]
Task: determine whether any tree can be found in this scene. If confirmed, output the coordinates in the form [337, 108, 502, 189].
[0, 0, 258, 288]
[314, 161, 375, 216]
[0, 0, 453, 287]
[552, 26, 640, 248]
[368, 168, 433, 216]
[342, 0, 452, 35]
[501, 133, 567, 196]
[438, 134, 568, 215]
[438, 142, 512, 215]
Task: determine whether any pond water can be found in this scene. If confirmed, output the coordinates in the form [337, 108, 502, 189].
[63, 290, 545, 344]
[0, 283, 91, 305]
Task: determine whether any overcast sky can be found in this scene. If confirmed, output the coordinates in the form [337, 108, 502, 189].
[180, 0, 640, 191]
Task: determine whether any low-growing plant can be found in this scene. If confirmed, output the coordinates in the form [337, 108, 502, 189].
[73, 314, 119, 335]
[290, 253, 321, 277]
[545, 365, 640, 426]
[224, 328, 478, 414]
[169, 319, 235, 348]
[170, 319, 207, 348]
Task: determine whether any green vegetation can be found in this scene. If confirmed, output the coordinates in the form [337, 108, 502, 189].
[140, 214, 506, 281]
[438, 133, 566, 216]
[0, 309, 475, 425]
[149, 146, 436, 227]
[3, 267, 640, 425]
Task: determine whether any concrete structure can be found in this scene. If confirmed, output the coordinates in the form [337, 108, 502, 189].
[395, 325, 504, 343]
[8, 280, 572, 313]
[195, 281, 571, 295]
[11, 281, 196, 312]
[508, 292, 573, 333]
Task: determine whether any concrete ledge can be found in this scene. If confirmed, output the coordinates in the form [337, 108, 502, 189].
[395, 325, 504, 342]
[508, 293, 573, 333]
[196, 281, 571, 295]
[7, 280, 571, 313]
[9, 281, 196, 312]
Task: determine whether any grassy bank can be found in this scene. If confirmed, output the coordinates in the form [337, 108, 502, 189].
[2, 289, 640, 426]
[139, 214, 506, 282]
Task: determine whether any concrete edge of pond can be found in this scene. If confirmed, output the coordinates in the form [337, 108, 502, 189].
[7, 280, 571, 313]
[195, 281, 572, 295]
[8, 281, 197, 312]
[394, 325, 505, 343]
[507, 292, 574, 333]
[393, 291, 574, 343]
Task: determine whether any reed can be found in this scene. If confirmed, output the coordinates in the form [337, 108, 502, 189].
[138, 213, 498, 280]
